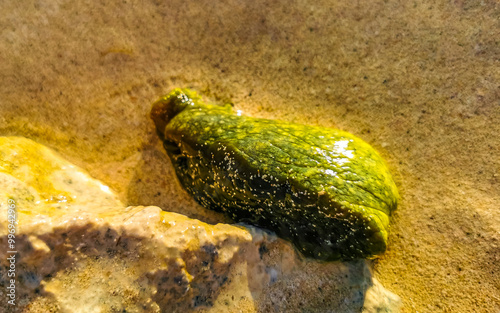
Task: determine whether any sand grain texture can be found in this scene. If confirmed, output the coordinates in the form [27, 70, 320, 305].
[1, 0, 499, 312]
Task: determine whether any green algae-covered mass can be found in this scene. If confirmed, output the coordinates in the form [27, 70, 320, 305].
[151, 89, 399, 260]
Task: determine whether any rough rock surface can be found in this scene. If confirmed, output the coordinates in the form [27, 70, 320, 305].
[0, 137, 400, 312]
[1, 1, 499, 311]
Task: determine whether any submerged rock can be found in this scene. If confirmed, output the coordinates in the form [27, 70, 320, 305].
[0, 136, 400, 312]
[151, 89, 399, 261]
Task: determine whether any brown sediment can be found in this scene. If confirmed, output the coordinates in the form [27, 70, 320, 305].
[0, 0, 499, 312]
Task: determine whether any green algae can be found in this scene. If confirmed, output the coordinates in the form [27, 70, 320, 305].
[151, 88, 398, 260]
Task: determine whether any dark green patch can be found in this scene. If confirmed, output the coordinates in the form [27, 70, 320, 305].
[151, 88, 398, 261]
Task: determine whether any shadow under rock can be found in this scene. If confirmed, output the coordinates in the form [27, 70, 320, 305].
[254, 239, 374, 313]
[126, 137, 232, 225]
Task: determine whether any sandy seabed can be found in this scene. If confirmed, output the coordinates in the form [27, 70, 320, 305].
[1, 0, 499, 312]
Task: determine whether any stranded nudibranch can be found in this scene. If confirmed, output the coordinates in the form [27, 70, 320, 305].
[151, 88, 398, 261]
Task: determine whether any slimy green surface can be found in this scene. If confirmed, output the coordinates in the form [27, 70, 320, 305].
[151, 89, 398, 260]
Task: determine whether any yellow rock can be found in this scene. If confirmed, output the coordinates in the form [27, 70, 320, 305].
[0, 136, 400, 312]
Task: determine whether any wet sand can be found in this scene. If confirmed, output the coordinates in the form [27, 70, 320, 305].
[1, 0, 499, 312]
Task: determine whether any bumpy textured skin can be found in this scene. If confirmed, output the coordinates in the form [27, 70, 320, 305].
[151, 89, 399, 261]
